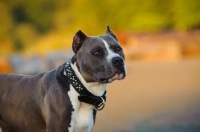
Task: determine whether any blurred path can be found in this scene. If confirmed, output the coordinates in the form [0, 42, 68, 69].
[93, 59, 200, 132]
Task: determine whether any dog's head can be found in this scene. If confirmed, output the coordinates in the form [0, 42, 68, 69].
[72, 26, 126, 83]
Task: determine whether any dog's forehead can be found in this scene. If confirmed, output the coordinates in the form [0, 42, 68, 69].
[100, 34, 119, 44]
[83, 34, 119, 49]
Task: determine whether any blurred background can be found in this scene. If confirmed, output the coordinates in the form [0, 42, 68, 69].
[0, 0, 200, 131]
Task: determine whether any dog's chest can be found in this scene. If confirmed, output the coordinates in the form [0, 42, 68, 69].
[68, 85, 94, 132]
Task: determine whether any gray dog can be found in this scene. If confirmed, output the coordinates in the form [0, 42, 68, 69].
[0, 26, 126, 132]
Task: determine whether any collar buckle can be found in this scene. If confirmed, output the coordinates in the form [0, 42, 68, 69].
[94, 97, 105, 111]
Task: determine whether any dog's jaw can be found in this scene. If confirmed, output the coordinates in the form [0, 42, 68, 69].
[70, 62, 107, 96]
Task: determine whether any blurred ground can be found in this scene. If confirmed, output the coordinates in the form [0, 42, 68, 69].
[93, 59, 200, 132]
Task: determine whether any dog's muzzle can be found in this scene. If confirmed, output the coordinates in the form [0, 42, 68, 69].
[99, 57, 126, 83]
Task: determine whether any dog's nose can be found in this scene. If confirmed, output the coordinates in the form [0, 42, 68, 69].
[112, 57, 124, 66]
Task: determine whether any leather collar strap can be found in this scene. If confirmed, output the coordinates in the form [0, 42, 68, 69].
[64, 61, 106, 111]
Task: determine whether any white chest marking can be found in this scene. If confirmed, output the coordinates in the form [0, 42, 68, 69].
[66, 63, 107, 132]
[68, 85, 94, 132]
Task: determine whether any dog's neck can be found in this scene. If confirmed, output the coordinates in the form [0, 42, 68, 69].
[71, 62, 107, 96]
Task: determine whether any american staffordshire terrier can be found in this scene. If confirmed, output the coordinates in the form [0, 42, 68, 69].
[0, 26, 126, 132]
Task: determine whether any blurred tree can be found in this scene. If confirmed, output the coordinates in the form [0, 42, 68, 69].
[8, 0, 58, 33]
[14, 39, 24, 51]
[71, 0, 175, 32]
[0, 1, 13, 39]
[12, 5, 27, 23]
[174, 0, 200, 30]
[0, 0, 200, 54]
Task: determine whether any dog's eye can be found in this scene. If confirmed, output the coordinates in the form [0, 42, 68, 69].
[115, 47, 122, 52]
[91, 48, 104, 56]
[93, 51, 100, 55]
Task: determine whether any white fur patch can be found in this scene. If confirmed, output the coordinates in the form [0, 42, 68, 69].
[67, 62, 107, 132]
[68, 84, 79, 132]
[0, 127, 2, 132]
[102, 39, 121, 63]
[102, 39, 127, 76]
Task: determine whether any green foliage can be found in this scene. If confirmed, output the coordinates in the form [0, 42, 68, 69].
[174, 0, 200, 30]
[8, 0, 57, 33]
[60, 0, 200, 32]
[0, 1, 13, 39]
[0, 0, 200, 53]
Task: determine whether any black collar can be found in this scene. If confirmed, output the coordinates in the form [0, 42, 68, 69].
[64, 61, 107, 111]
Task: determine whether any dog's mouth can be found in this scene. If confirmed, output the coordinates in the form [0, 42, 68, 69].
[99, 70, 125, 83]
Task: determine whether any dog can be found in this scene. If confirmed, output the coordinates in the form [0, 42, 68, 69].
[0, 26, 126, 132]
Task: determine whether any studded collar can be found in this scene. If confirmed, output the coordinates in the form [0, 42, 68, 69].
[64, 60, 107, 111]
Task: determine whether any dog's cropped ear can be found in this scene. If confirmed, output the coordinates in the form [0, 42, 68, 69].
[106, 25, 118, 41]
[72, 30, 87, 53]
